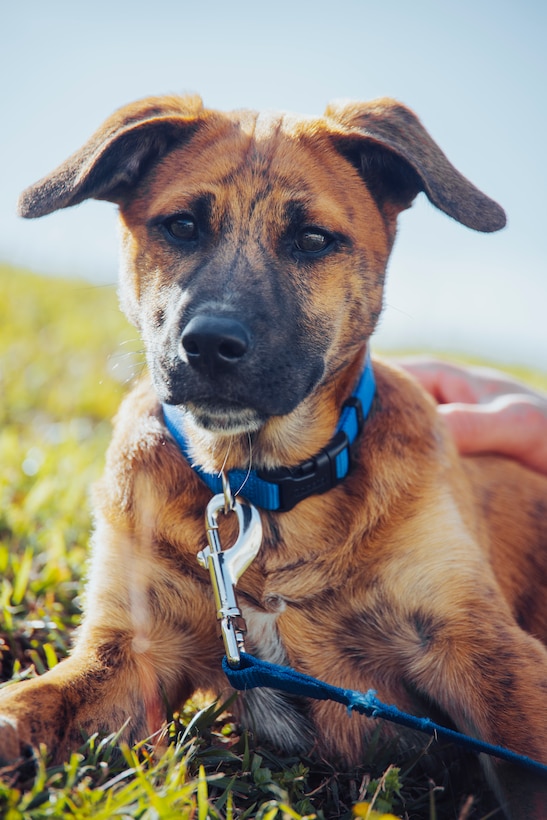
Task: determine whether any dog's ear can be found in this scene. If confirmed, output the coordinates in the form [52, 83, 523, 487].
[325, 98, 506, 233]
[18, 95, 206, 218]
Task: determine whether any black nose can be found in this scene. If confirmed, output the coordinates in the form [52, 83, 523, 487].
[180, 315, 250, 375]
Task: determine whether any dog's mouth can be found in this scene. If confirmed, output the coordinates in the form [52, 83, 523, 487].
[157, 361, 324, 436]
[183, 399, 266, 435]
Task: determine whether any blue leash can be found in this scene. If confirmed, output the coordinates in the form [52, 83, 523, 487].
[223, 652, 547, 777]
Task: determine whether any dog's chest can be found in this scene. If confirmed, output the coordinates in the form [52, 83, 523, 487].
[241, 599, 288, 664]
[234, 599, 314, 753]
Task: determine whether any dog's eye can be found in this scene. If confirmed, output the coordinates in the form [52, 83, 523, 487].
[294, 228, 333, 254]
[162, 214, 198, 242]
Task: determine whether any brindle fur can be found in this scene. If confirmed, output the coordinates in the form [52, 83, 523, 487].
[2, 96, 546, 817]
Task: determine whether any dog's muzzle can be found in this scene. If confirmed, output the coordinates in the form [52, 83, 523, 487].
[153, 303, 326, 430]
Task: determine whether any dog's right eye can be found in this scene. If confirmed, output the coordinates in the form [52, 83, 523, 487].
[294, 228, 334, 255]
[162, 214, 198, 242]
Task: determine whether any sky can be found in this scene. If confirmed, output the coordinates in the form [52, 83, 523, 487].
[1, 0, 546, 369]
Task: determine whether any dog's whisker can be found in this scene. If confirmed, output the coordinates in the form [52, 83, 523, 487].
[107, 342, 147, 385]
[218, 437, 233, 478]
[234, 432, 253, 499]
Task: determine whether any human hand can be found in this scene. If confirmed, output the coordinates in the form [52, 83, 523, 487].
[399, 358, 547, 476]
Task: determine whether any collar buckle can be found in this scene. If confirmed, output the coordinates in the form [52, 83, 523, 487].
[257, 428, 351, 512]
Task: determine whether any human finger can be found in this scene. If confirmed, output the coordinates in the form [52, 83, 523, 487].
[439, 395, 547, 475]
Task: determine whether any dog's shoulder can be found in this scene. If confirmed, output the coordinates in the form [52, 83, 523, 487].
[93, 375, 197, 525]
[363, 356, 453, 477]
[371, 356, 438, 420]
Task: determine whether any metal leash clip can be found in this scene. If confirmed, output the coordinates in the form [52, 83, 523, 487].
[197, 474, 263, 667]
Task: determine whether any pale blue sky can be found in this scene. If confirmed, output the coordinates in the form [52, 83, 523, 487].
[2, 0, 546, 367]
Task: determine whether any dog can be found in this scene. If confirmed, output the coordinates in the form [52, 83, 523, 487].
[2, 95, 546, 818]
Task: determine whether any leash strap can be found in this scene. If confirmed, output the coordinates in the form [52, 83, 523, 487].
[163, 351, 376, 512]
[223, 653, 547, 777]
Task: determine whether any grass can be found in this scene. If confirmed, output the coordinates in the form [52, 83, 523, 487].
[0, 263, 544, 819]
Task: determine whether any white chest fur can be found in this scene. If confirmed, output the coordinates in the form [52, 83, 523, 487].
[234, 600, 313, 753]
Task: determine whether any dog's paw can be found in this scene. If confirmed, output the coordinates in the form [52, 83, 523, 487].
[0, 715, 36, 777]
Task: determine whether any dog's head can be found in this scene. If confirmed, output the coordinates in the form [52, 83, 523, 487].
[19, 95, 505, 436]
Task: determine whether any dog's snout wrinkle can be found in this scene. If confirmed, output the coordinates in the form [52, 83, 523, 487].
[180, 314, 250, 376]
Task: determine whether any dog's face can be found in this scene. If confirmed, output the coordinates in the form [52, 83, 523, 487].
[118, 113, 391, 433]
[18, 95, 505, 435]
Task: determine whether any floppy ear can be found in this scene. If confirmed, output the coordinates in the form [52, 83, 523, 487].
[325, 98, 506, 233]
[17, 95, 206, 218]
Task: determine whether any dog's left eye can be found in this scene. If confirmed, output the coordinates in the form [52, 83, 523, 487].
[294, 228, 333, 255]
[162, 214, 198, 242]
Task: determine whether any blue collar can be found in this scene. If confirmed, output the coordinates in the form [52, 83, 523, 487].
[162, 351, 376, 512]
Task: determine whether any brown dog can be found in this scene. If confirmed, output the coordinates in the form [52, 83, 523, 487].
[2, 95, 547, 818]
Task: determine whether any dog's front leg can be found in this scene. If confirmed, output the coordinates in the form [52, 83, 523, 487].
[406, 610, 547, 818]
[0, 523, 224, 767]
[280, 583, 547, 820]
[0, 646, 153, 766]
[0, 612, 223, 767]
